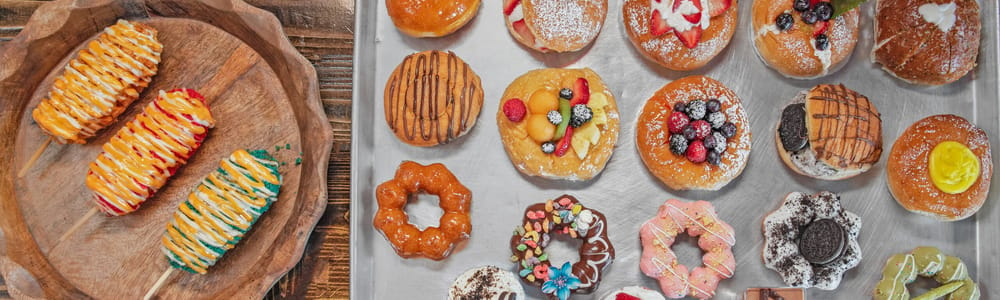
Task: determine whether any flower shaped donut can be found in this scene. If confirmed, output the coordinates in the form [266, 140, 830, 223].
[640, 199, 736, 299]
[373, 161, 472, 260]
[510, 195, 614, 300]
[762, 191, 861, 290]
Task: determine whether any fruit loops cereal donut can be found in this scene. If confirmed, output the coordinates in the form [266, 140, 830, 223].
[873, 247, 980, 300]
[373, 161, 472, 260]
[510, 195, 614, 300]
[639, 199, 736, 299]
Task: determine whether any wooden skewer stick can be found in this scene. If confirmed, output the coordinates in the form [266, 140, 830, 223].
[16, 138, 52, 178]
[50, 207, 99, 252]
[143, 268, 176, 300]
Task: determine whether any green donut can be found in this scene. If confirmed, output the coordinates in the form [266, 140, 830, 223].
[873, 247, 980, 300]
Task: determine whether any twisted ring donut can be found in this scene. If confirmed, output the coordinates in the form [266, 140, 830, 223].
[874, 246, 980, 300]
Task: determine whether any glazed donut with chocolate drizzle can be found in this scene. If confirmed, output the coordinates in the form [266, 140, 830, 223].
[384, 50, 484, 147]
[510, 195, 614, 300]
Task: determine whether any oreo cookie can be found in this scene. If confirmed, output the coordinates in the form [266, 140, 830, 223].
[779, 103, 809, 152]
[797, 219, 847, 265]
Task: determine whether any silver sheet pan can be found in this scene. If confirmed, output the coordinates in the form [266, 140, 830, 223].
[351, 0, 1000, 298]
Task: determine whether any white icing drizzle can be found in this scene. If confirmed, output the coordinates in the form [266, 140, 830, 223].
[918, 2, 957, 32]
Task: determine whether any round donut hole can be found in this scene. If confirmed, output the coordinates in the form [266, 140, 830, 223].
[673, 233, 705, 270]
[545, 233, 584, 268]
[403, 193, 445, 230]
[907, 276, 946, 297]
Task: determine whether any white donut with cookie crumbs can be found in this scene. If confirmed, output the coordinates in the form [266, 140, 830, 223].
[751, 0, 861, 78]
[503, 0, 608, 52]
[448, 266, 525, 300]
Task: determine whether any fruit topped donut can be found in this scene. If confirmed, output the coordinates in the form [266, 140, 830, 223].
[752, 0, 862, 78]
[636, 76, 751, 190]
[623, 0, 737, 70]
[503, 0, 609, 53]
[497, 68, 620, 181]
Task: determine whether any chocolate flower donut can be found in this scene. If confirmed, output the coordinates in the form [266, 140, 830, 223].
[762, 191, 862, 290]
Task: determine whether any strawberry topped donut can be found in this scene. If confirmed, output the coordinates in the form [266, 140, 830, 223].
[503, 0, 609, 53]
[623, 0, 737, 70]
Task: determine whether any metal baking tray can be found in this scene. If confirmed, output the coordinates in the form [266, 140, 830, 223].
[351, 0, 999, 298]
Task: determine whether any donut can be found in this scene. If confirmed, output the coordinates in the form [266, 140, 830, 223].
[744, 288, 804, 300]
[873, 247, 980, 300]
[887, 114, 992, 221]
[497, 68, 620, 181]
[384, 50, 484, 147]
[623, 0, 738, 70]
[385, 0, 481, 37]
[762, 191, 862, 290]
[636, 75, 751, 190]
[751, 0, 860, 78]
[448, 266, 526, 300]
[872, 0, 980, 85]
[639, 199, 735, 299]
[601, 286, 667, 300]
[373, 161, 472, 260]
[510, 195, 614, 300]
[775, 84, 883, 180]
[503, 0, 608, 52]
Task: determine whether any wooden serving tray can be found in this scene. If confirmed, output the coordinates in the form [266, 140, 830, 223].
[0, 0, 333, 299]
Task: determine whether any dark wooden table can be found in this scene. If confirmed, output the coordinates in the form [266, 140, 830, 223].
[0, 0, 354, 298]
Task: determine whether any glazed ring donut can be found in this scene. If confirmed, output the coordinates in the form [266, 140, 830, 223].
[510, 195, 614, 300]
[887, 114, 992, 221]
[623, 0, 738, 71]
[636, 75, 751, 191]
[373, 161, 472, 260]
[386, 0, 481, 37]
[640, 199, 736, 299]
[873, 247, 980, 300]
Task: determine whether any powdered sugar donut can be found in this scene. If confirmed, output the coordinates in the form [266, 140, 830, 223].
[503, 0, 608, 52]
[751, 0, 860, 78]
[623, 0, 738, 70]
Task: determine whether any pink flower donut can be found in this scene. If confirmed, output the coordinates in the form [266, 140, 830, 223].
[639, 199, 736, 299]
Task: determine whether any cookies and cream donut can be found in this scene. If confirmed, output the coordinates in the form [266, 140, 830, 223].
[873, 247, 980, 300]
[623, 0, 737, 70]
[386, 0, 481, 37]
[762, 191, 862, 290]
[887, 114, 992, 221]
[776, 84, 882, 180]
[497, 68, 620, 181]
[752, 0, 860, 78]
[872, 0, 980, 85]
[384, 50, 484, 147]
[503, 0, 608, 52]
[448, 266, 525, 300]
[510, 195, 614, 300]
[636, 75, 751, 191]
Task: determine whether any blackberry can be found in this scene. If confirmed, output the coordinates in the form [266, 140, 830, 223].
[707, 112, 726, 129]
[547, 110, 563, 125]
[793, 0, 810, 12]
[721, 122, 737, 138]
[712, 132, 727, 153]
[815, 34, 830, 51]
[801, 10, 818, 24]
[814, 2, 833, 21]
[682, 124, 698, 141]
[569, 104, 592, 128]
[686, 100, 707, 120]
[541, 142, 556, 154]
[776, 13, 794, 31]
[669, 134, 689, 155]
[707, 151, 722, 165]
[559, 88, 573, 100]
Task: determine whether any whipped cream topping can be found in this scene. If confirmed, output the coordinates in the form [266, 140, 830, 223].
[918, 2, 957, 32]
[811, 38, 832, 74]
[650, 0, 711, 32]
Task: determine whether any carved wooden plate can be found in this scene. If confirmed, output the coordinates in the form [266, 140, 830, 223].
[0, 0, 332, 298]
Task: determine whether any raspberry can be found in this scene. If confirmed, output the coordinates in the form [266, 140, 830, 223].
[687, 100, 707, 120]
[691, 120, 712, 140]
[712, 131, 728, 153]
[503, 98, 527, 122]
[668, 111, 690, 134]
[669, 134, 688, 155]
[707, 112, 726, 129]
[686, 140, 707, 163]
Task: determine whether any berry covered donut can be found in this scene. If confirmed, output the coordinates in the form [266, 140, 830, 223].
[640, 199, 736, 299]
[636, 75, 751, 190]
[873, 247, 980, 300]
[510, 195, 614, 300]
[373, 161, 472, 260]
[752, 0, 860, 78]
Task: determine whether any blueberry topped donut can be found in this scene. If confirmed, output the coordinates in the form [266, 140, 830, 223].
[510, 195, 614, 300]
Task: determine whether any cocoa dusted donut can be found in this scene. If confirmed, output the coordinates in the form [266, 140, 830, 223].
[373, 161, 472, 260]
[510, 195, 614, 300]
[872, 0, 980, 85]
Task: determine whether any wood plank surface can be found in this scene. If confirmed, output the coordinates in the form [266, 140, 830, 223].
[0, 0, 353, 299]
